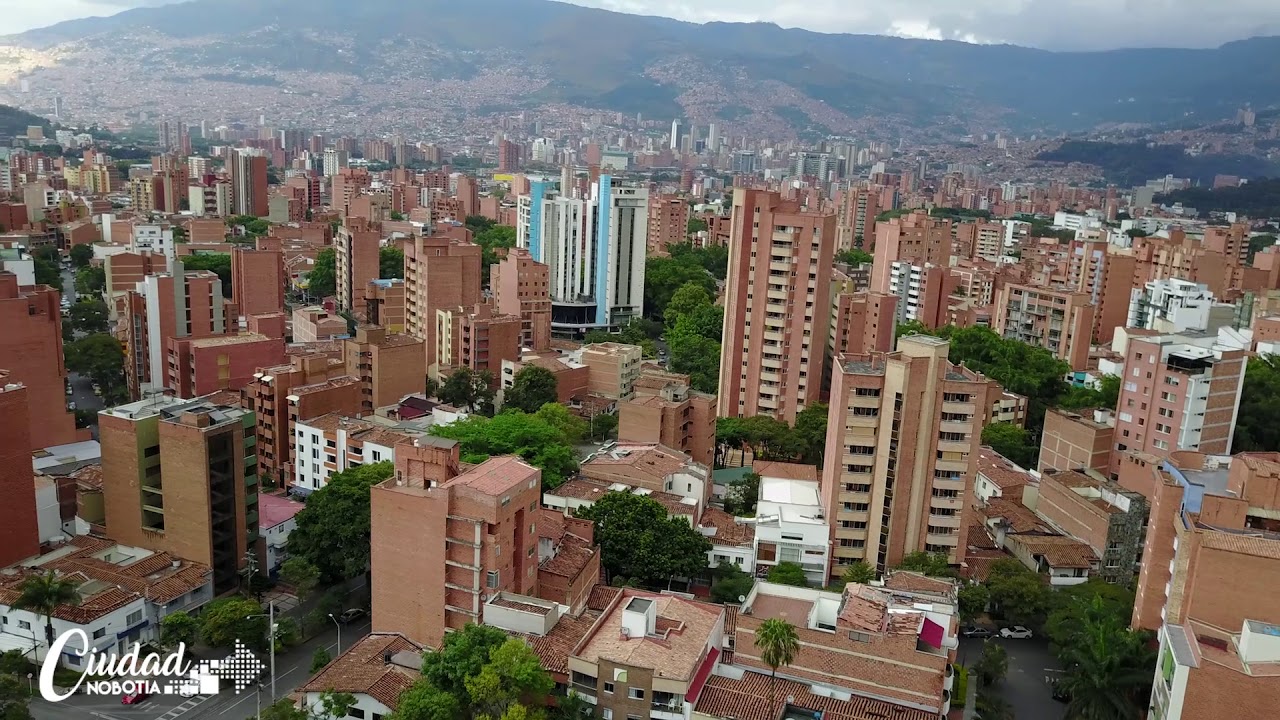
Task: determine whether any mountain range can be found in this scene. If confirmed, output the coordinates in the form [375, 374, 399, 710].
[4, 0, 1280, 136]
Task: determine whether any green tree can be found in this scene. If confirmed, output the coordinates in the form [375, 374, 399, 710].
[227, 215, 271, 236]
[534, 403, 587, 445]
[1248, 234, 1279, 264]
[159, 610, 200, 649]
[182, 253, 233, 297]
[390, 679, 461, 720]
[465, 216, 496, 233]
[465, 639, 553, 719]
[897, 552, 956, 577]
[310, 647, 332, 673]
[389, 211, 406, 221]
[74, 265, 106, 296]
[753, 619, 800, 713]
[422, 623, 509, 705]
[554, 691, 591, 720]
[974, 690, 1013, 720]
[13, 571, 81, 651]
[33, 256, 60, 288]
[475, 226, 517, 285]
[65, 333, 126, 403]
[438, 368, 495, 413]
[1057, 615, 1155, 720]
[200, 597, 268, 651]
[1234, 356, 1280, 452]
[766, 562, 809, 587]
[68, 299, 109, 334]
[278, 557, 321, 599]
[431, 411, 579, 489]
[835, 249, 873, 265]
[724, 472, 761, 515]
[504, 366, 559, 414]
[840, 561, 876, 586]
[172, 225, 187, 243]
[313, 691, 358, 720]
[686, 217, 708, 236]
[575, 492, 712, 585]
[974, 641, 1008, 687]
[981, 422, 1037, 468]
[380, 246, 404, 279]
[643, 255, 716, 321]
[958, 583, 991, 623]
[664, 282, 713, 327]
[667, 328, 719, 393]
[69, 244, 94, 268]
[0, 675, 31, 720]
[710, 562, 755, 604]
[984, 559, 1049, 627]
[1044, 582, 1135, 656]
[587, 411, 618, 441]
[666, 242, 729, 280]
[792, 403, 828, 466]
[287, 462, 395, 583]
[307, 248, 337, 299]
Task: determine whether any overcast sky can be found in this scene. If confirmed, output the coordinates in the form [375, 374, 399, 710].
[1, 0, 1278, 50]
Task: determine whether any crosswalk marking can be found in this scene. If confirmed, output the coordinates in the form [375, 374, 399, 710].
[157, 695, 212, 720]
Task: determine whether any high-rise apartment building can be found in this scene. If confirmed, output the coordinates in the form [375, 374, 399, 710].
[404, 235, 483, 367]
[829, 291, 898, 357]
[334, 218, 381, 315]
[371, 445, 540, 648]
[121, 259, 232, 399]
[230, 149, 269, 217]
[364, 278, 407, 334]
[497, 140, 521, 173]
[100, 396, 257, 595]
[0, 272, 82, 449]
[322, 149, 349, 177]
[618, 366, 716, 467]
[836, 188, 882, 250]
[1110, 332, 1245, 478]
[669, 119, 680, 149]
[491, 250, 552, 352]
[821, 335, 1000, 578]
[647, 193, 690, 255]
[718, 188, 836, 423]
[517, 176, 647, 335]
[230, 246, 285, 321]
[433, 303, 521, 383]
[870, 212, 952, 293]
[0, 374, 40, 566]
[344, 326, 426, 414]
[994, 284, 1095, 370]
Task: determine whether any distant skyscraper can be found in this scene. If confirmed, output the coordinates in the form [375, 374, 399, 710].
[230, 148, 269, 217]
[707, 123, 719, 152]
[322, 149, 349, 177]
[670, 119, 680, 150]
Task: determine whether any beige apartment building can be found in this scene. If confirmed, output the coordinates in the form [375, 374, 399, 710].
[404, 235, 483, 368]
[618, 366, 716, 467]
[1039, 407, 1116, 474]
[994, 283, 1095, 370]
[334, 218, 381, 314]
[718, 188, 837, 423]
[581, 342, 643, 400]
[821, 335, 999, 578]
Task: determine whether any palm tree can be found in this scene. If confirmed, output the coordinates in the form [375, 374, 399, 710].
[753, 619, 800, 715]
[1058, 618, 1155, 720]
[13, 571, 82, 659]
[975, 690, 1014, 720]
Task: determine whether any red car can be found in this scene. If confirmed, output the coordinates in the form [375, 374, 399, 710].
[121, 690, 150, 705]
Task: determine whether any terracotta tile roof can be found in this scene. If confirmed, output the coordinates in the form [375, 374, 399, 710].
[837, 584, 892, 634]
[586, 585, 622, 612]
[961, 549, 1011, 582]
[258, 493, 304, 530]
[67, 463, 103, 489]
[443, 456, 540, 495]
[200, 389, 245, 408]
[550, 478, 613, 502]
[299, 633, 423, 710]
[752, 460, 819, 482]
[882, 571, 956, 597]
[695, 672, 936, 720]
[0, 536, 211, 621]
[491, 597, 552, 615]
[699, 507, 755, 548]
[1198, 531, 1280, 560]
[1005, 534, 1098, 569]
[519, 609, 602, 675]
[977, 447, 1032, 489]
[965, 519, 1000, 550]
[979, 497, 1053, 534]
[582, 444, 695, 481]
[575, 590, 723, 682]
[540, 533, 597, 578]
[552, 478, 697, 518]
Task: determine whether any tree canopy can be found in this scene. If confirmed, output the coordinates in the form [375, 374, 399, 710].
[65, 333, 127, 403]
[67, 299, 109, 335]
[438, 368, 496, 414]
[74, 265, 105, 296]
[644, 255, 717, 322]
[475, 225, 517, 286]
[287, 462, 395, 584]
[981, 422, 1037, 469]
[199, 597, 268, 651]
[503, 366, 559, 414]
[662, 280, 723, 393]
[766, 562, 810, 587]
[431, 411, 579, 489]
[182, 253, 232, 297]
[69, 244, 94, 268]
[835, 249, 873, 266]
[307, 248, 337, 299]
[380, 246, 404, 279]
[574, 491, 712, 585]
[1234, 355, 1280, 453]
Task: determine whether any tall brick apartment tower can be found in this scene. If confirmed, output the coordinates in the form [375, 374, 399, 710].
[0, 373, 41, 566]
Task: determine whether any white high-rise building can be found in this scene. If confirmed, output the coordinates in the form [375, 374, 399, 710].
[322, 149, 348, 177]
[707, 123, 719, 152]
[670, 119, 680, 150]
[517, 175, 647, 335]
[530, 138, 556, 164]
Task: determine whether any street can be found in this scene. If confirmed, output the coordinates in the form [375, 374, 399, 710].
[959, 636, 1066, 720]
[30, 616, 372, 720]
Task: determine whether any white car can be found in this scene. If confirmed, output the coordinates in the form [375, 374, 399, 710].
[1000, 626, 1033, 639]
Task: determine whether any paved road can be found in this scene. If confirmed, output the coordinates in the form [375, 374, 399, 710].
[959, 636, 1066, 720]
[30, 617, 372, 720]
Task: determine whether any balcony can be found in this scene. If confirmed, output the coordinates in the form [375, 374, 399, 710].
[930, 496, 964, 511]
[928, 513, 961, 528]
[927, 532, 958, 546]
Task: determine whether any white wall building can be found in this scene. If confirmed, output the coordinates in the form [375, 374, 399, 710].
[1127, 278, 1233, 334]
[752, 475, 830, 584]
[130, 223, 175, 259]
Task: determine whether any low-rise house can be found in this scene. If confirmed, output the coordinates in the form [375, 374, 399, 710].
[299, 633, 423, 720]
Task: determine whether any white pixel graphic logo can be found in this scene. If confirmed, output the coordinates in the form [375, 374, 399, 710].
[206, 640, 267, 694]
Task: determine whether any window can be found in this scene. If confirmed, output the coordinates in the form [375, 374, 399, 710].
[92, 628, 105, 639]
[628, 688, 645, 700]
[349, 710, 366, 720]
[486, 571, 499, 589]
[604, 682, 615, 694]
[127, 610, 143, 626]
[18, 620, 30, 630]
[601, 711, 613, 720]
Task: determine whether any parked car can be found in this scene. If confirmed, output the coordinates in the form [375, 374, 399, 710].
[1051, 680, 1071, 703]
[338, 608, 366, 623]
[960, 626, 993, 638]
[121, 690, 150, 705]
[68, 401, 76, 411]
[1000, 626, 1033, 639]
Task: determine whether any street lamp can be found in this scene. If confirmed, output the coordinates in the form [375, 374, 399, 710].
[328, 613, 342, 657]
[246, 602, 277, 699]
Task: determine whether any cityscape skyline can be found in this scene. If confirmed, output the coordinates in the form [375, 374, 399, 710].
[1, 0, 1278, 51]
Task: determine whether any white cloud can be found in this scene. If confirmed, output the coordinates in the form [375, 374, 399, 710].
[0, 0, 1276, 50]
